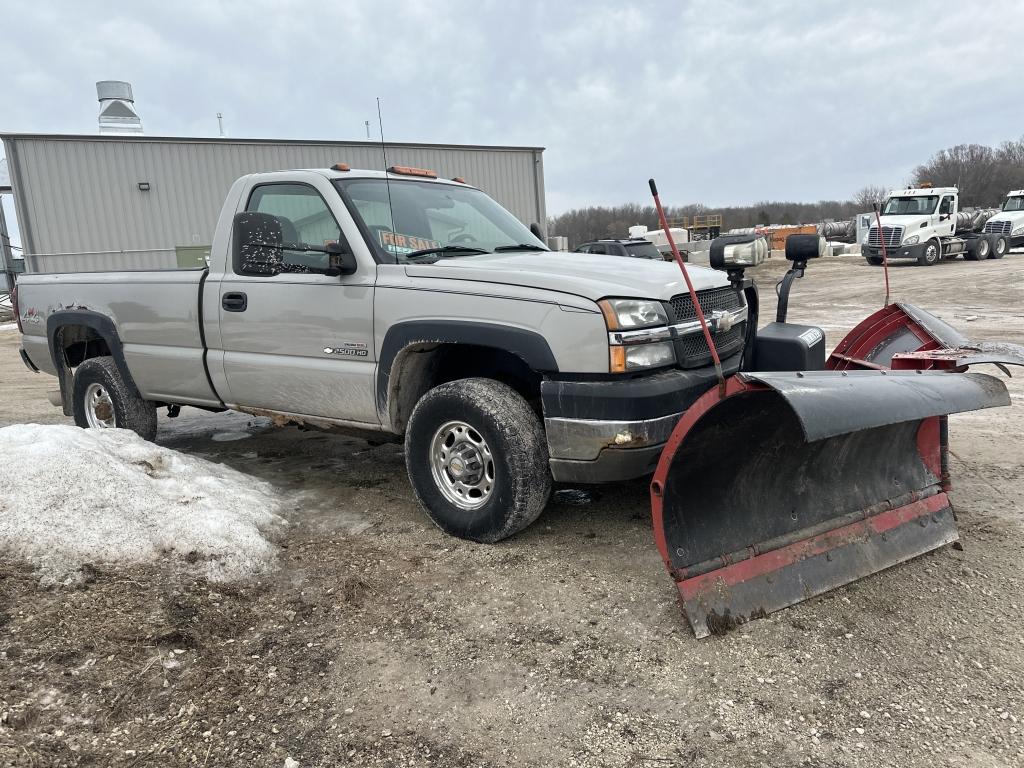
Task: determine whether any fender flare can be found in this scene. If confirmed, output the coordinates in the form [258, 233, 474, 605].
[46, 310, 143, 409]
[376, 319, 559, 423]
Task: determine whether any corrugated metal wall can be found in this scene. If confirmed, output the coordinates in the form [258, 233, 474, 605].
[2, 134, 545, 272]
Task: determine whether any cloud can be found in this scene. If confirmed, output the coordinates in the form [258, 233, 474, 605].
[1, 0, 1023, 221]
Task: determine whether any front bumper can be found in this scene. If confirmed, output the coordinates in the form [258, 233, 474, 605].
[863, 242, 926, 260]
[542, 357, 741, 483]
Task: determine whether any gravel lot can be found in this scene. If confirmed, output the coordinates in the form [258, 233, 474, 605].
[1, 252, 1023, 767]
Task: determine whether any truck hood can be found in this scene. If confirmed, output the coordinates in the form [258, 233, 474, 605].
[988, 212, 1024, 226]
[403, 251, 729, 302]
[872, 215, 929, 229]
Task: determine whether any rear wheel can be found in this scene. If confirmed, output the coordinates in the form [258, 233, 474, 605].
[965, 236, 990, 261]
[405, 378, 552, 543]
[865, 256, 883, 266]
[916, 239, 940, 266]
[72, 356, 158, 440]
[993, 235, 1008, 259]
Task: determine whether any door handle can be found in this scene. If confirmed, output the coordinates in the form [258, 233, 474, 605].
[222, 292, 248, 312]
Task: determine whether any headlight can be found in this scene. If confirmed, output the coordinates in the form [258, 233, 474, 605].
[598, 298, 668, 330]
[1013, 225, 1024, 236]
[610, 341, 675, 372]
[902, 235, 919, 245]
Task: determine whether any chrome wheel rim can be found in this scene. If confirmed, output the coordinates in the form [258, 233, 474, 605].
[84, 382, 117, 428]
[429, 420, 495, 510]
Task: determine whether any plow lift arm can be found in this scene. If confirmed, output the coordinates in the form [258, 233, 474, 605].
[651, 233, 1023, 638]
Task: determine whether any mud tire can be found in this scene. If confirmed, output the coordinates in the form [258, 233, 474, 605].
[72, 356, 158, 441]
[405, 378, 551, 543]
[865, 256, 884, 266]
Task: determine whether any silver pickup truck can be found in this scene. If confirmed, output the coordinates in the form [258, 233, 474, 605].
[14, 165, 748, 542]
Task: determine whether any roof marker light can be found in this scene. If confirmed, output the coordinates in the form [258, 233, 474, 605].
[387, 165, 437, 178]
[330, 163, 351, 172]
[452, 176, 467, 184]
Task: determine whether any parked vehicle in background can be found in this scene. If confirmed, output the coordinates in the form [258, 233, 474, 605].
[982, 190, 1024, 256]
[863, 186, 1004, 266]
[573, 238, 667, 260]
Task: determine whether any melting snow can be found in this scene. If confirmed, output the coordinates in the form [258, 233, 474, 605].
[0, 424, 285, 582]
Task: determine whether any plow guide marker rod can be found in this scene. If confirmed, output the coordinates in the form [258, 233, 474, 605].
[648, 178, 725, 396]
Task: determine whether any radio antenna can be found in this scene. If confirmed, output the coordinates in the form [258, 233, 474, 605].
[377, 97, 396, 237]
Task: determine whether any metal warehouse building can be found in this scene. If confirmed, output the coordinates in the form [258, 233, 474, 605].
[1, 133, 546, 273]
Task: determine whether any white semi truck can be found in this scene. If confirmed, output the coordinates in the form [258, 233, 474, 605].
[863, 186, 1006, 266]
[982, 189, 1024, 257]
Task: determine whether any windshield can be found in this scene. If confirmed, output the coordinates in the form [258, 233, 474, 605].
[624, 242, 663, 259]
[882, 196, 938, 216]
[335, 178, 546, 262]
[1002, 196, 1024, 212]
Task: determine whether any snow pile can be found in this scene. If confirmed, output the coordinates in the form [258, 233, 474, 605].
[0, 424, 285, 582]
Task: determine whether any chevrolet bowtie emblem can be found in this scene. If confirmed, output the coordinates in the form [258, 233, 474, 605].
[710, 310, 734, 333]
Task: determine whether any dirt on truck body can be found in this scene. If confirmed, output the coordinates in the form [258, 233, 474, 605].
[1, 251, 1023, 767]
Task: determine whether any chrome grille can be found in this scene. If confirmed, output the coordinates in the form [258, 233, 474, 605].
[984, 220, 1012, 236]
[675, 324, 746, 369]
[867, 226, 904, 248]
[667, 286, 743, 323]
[666, 287, 746, 368]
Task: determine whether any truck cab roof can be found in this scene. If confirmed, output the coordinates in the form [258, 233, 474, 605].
[887, 187, 958, 198]
[309, 166, 474, 187]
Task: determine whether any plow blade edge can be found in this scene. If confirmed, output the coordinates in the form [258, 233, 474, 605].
[650, 370, 1009, 638]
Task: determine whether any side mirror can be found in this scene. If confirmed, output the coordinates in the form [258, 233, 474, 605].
[326, 241, 357, 276]
[233, 212, 284, 276]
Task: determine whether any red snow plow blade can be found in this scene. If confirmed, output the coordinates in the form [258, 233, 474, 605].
[828, 302, 1024, 373]
[650, 364, 1013, 638]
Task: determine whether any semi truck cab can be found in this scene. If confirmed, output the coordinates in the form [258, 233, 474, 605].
[864, 186, 1007, 266]
[983, 190, 1024, 251]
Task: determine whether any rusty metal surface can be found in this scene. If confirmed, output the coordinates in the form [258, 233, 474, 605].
[897, 302, 970, 348]
[679, 496, 958, 638]
[894, 341, 1024, 372]
[741, 370, 1009, 442]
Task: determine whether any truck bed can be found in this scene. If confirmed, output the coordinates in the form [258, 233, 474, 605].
[16, 268, 221, 406]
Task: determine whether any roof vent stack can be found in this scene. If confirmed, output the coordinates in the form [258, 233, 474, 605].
[97, 81, 143, 134]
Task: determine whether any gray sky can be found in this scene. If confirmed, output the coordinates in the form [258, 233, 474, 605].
[2, 0, 1023, 239]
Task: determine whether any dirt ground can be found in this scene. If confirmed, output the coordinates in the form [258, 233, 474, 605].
[1, 252, 1023, 767]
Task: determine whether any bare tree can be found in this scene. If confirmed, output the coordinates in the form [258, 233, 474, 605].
[913, 144, 1000, 207]
[852, 185, 889, 210]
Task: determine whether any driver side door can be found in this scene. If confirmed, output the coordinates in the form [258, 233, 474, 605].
[938, 194, 956, 236]
[216, 180, 378, 424]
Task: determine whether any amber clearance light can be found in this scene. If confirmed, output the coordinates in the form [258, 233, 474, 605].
[387, 165, 437, 178]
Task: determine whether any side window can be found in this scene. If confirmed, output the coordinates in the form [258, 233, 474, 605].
[244, 184, 347, 274]
[575, 245, 591, 253]
[588, 243, 608, 255]
[939, 196, 953, 215]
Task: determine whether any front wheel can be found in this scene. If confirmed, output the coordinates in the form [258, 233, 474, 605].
[72, 356, 158, 441]
[405, 378, 552, 543]
[993, 235, 1008, 259]
[917, 239, 940, 266]
[865, 256, 883, 266]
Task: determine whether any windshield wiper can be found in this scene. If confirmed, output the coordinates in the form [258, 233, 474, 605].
[404, 245, 489, 260]
[493, 243, 549, 252]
